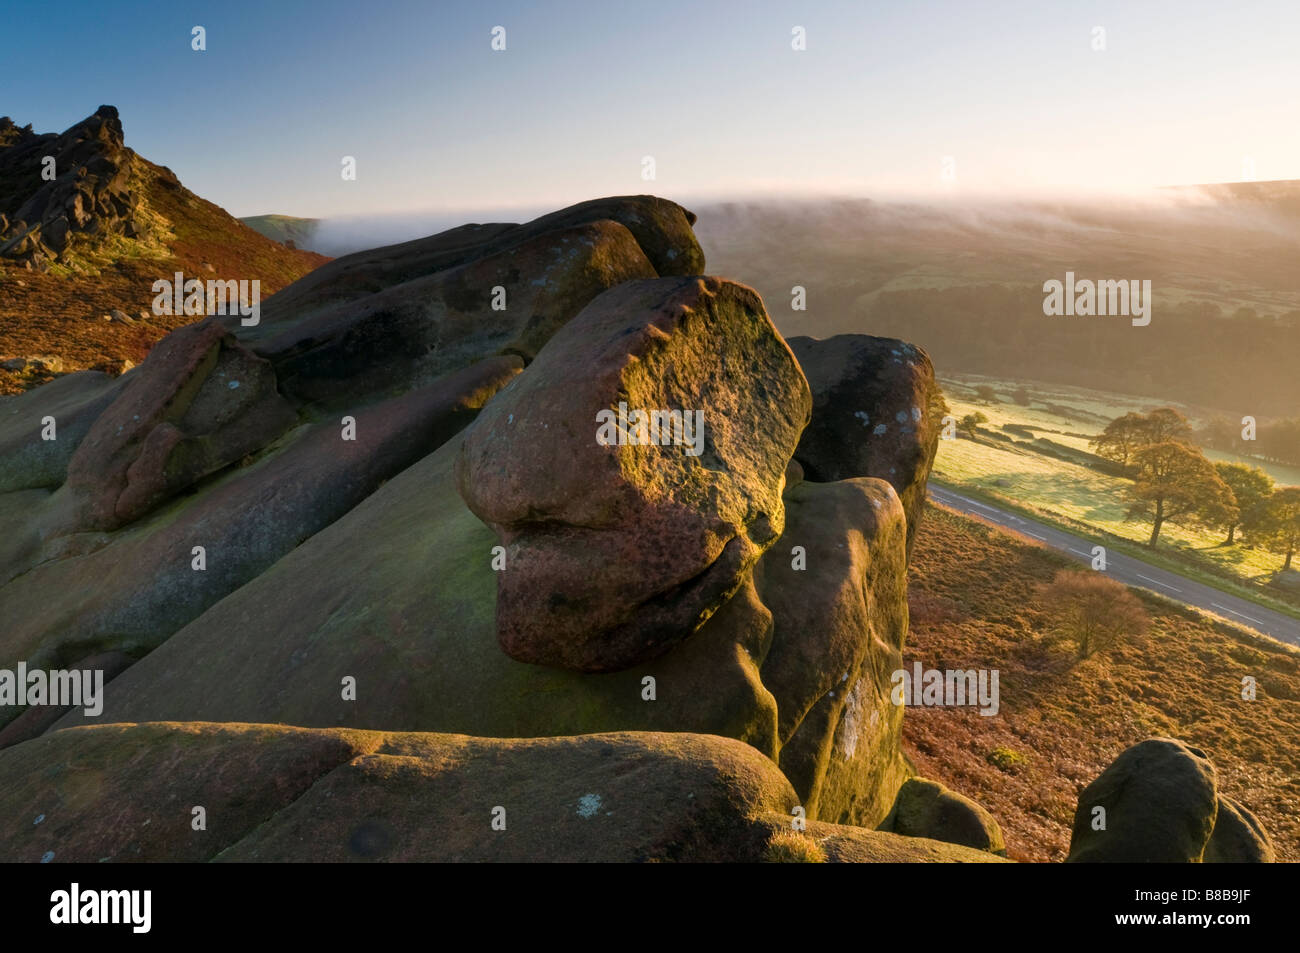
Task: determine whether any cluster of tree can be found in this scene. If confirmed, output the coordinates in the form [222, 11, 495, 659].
[1091, 408, 1300, 568]
[1198, 416, 1300, 469]
[858, 286, 1300, 416]
[957, 410, 988, 439]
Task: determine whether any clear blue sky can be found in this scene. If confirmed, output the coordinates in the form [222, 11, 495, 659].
[5, 0, 1298, 217]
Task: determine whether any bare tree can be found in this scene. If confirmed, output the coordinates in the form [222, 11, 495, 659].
[1040, 570, 1150, 659]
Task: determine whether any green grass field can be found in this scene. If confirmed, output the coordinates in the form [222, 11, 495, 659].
[934, 375, 1300, 597]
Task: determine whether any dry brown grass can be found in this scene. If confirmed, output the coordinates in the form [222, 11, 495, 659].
[904, 502, 1300, 862]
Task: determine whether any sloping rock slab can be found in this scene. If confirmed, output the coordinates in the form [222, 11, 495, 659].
[0, 357, 521, 733]
[0, 723, 796, 863]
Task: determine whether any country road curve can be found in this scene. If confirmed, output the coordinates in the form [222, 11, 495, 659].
[928, 483, 1300, 648]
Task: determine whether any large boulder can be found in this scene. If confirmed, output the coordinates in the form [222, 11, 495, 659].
[457, 276, 811, 672]
[1066, 738, 1273, 863]
[237, 195, 704, 347]
[880, 777, 1006, 855]
[787, 335, 941, 556]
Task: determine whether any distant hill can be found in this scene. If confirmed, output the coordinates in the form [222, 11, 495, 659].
[697, 185, 1300, 414]
[239, 214, 321, 251]
[1172, 178, 1300, 217]
[0, 106, 329, 393]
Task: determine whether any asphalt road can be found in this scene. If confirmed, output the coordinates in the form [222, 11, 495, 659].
[928, 484, 1300, 648]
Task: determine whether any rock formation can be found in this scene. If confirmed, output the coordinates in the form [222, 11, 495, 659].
[458, 276, 811, 672]
[0, 193, 1268, 863]
[0, 723, 1004, 863]
[788, 334, 942, 554]
[0, 106, 148, 271]
[0, 105, 328, 395]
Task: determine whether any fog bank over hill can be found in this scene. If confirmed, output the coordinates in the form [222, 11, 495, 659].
[307, 204, 552, 257]
[691, 184, 1300, 416]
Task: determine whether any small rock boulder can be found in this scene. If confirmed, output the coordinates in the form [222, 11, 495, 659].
[881, 777, 1006, 855]
[1204, 795, 1275, 863]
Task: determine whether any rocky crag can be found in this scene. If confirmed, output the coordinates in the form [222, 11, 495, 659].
[0, 106, 147, 271]
[0, 194, 1272, 861]
[0, 106, 327, 393]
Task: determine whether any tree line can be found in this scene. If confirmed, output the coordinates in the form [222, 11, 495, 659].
[1091, 408, 1300, 570]
[1198, 416, 1300, 469]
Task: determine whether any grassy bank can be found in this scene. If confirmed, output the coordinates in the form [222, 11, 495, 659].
[903, 502, 1300, 862]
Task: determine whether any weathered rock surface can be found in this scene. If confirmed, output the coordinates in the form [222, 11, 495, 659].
[881, 776, 1006, 855]
[0, 724, 796, 863]
[754, 476, 910, 827]
[1067, 738, 1273, 863]
[237, 195, 703, 343]
[787, 334, 941, 555]
[0, 357, 521, 738]
[458, 276, 812, 672]
[1203, 795, 1276, 863]
[59, 317, 298, 532]
[57, 428, 912, 828]
[0, 722, 1007, 863]
[0, 369, 126, 493]
[256, 219, 658, 408]
[54, 431, 786, 752]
